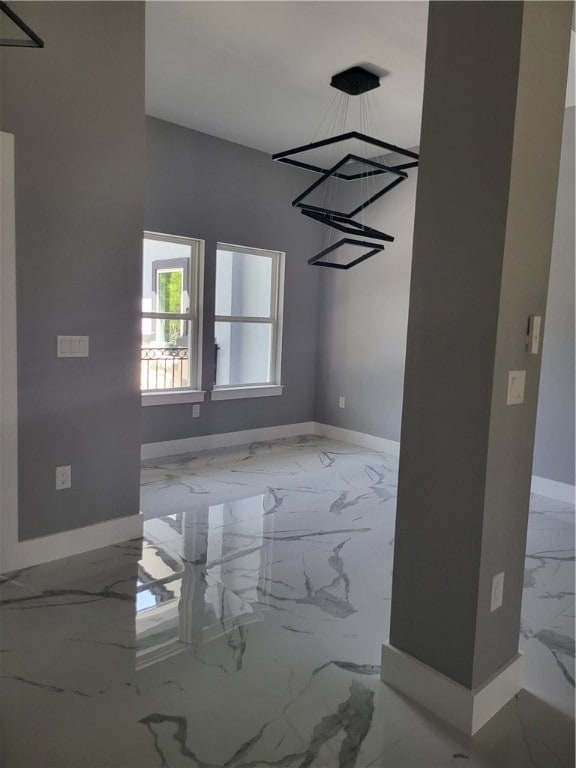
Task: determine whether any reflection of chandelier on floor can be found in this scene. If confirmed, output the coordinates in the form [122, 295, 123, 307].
[273, 66, 418, 269]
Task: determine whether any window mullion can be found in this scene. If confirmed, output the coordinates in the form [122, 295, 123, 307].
[144, 311, 194, 321]
[214, 315, 272, 323]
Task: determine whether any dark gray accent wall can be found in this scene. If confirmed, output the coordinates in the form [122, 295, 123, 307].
[533, 106, 575, 486]
[0, 3, 145, 540]
[314, 161, 417, 440]
[142, 117, 323, 444]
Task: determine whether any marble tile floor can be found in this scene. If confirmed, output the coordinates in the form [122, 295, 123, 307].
[0, 434, 574, 768]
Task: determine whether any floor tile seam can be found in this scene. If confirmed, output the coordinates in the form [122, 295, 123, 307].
[363, 718, 428, 767]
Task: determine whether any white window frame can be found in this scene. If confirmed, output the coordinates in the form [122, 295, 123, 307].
[141, 231, 205, 407]
[212, 243, 284, 401]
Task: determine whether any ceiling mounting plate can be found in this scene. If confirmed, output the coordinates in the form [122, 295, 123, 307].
[330, 66, 380, 96]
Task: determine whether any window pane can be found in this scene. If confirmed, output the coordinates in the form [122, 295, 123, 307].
[215, 249, 273, 318]
[143, 237, 191, 315]
[157, 269, 183, 314]
[141, 319, 191, 390]
[215, 322, 272, 386]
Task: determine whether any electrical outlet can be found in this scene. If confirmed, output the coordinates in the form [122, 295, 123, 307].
[192, 404, 200, 418]
[338, 396, 346, 409]
[490, 571, 505, 612]
[55, 465, 71, 490]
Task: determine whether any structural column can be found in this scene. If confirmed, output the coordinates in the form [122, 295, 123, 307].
[381, 1, 572, 735]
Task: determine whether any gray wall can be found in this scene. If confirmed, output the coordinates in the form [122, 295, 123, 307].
[314, 113, 575, 487]
[142, 117, 323, 444]
[533, 106, 575, 486]
[0, 3, 145, 540]
[314, 160, 417, 440]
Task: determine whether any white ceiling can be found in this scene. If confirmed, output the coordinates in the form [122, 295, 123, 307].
[145, 2, 429, 156]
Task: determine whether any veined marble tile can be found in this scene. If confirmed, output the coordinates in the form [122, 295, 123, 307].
[140, 437, 398, 520]
[520, 607, 575, 717]
[1, 435, 574, 767]
[529, 493, 575, 516]
[522, 534, 574, 634]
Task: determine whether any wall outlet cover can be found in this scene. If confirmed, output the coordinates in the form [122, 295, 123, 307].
[339, 396, 346, 408]
[491, 571, 505, 612]
[192, 404, 200, 417]
[55, 465, 71, 490]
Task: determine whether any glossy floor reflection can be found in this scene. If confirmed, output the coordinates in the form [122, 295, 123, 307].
[1, 435, 574, 767]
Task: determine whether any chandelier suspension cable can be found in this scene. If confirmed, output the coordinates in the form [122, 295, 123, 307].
[371, 89, 389, 164]
[331, 92, 351, 246]
[320, 85, 390, 248]
[356, 92, 367, 233]
[361, 90, 379, 233]
[328, 92, 351, 246]
[308, 91, 343, 249]
[310, 90, 341, 145]
[369, 91, 386, 205]
[321, 91, 349, 249]
[360, 94, 369, 233]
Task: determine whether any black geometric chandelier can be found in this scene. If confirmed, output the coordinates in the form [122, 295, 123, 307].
[0, 1, 44, 47]
[273, 66, 418, 269]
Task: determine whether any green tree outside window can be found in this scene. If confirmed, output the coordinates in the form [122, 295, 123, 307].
[157, 270, 183, 344]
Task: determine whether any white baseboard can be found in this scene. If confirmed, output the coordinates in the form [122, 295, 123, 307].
[141, 421, 317, 460]
[141, 421, 402, 461]
[381, 643, 523, 735]
[0, 513, 143, 575]
[314, 423, 401, 456]
[531, 475, 575, 504]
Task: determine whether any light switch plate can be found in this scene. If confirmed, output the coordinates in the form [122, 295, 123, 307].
[339, 396, 346, 409]
[506, 370, 526, 405]
[527, 315, 542, 355]
[57, 336, 89, 358]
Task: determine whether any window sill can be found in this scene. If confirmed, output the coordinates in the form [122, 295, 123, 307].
[142, 390, 205, 407]
[211, 385, 284, 401]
